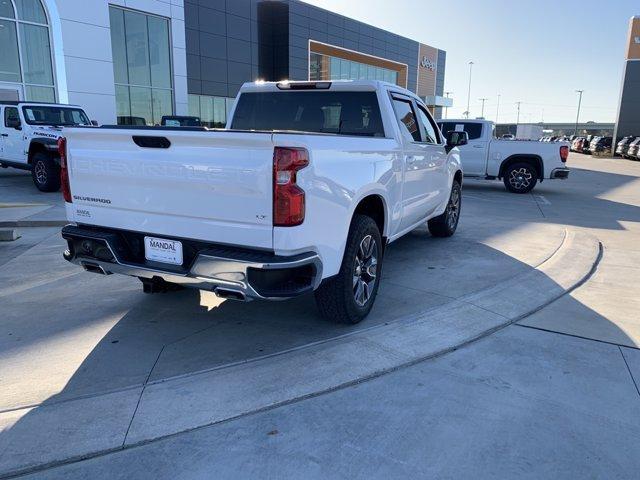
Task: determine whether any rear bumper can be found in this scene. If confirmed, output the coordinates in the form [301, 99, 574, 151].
[550, 168, 570, 179]
[61, 225, 322, 301]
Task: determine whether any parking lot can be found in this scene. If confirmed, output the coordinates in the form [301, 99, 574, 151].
[1, 153, 640, 478]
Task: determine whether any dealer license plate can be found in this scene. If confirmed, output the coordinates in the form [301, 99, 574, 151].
[144, 236, 183, 265]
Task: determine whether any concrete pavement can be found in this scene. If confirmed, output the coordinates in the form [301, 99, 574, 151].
[27, 326, 640, 480]
[1, 153, 640, 478]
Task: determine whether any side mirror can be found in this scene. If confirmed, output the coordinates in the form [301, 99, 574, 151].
[445, 130, 468, 153]
[6, 117, 21, 129]
[90, 120, 99, 126]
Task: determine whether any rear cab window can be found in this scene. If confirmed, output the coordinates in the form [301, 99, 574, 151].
[231, 91, 385, 137]
[438, 121, 483, 141]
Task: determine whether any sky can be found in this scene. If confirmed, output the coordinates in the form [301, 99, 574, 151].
[302, 0, 638, 123]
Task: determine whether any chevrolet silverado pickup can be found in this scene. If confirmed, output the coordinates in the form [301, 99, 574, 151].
[60, 80, 466, 324]
[437, 119, 570, 193]
[0, 101, 94, 191]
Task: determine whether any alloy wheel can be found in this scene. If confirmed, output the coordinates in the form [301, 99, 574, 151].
[34, 161, 47, 185]
[508, 167, 532, 190]
[446, 186, 461, 229]
[352, 235, 378, 307]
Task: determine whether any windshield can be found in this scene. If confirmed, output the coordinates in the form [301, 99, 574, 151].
[21, 106, 91, 126]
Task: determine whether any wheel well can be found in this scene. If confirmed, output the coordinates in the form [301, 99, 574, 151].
[354, 195, 385, 237]
[499, 155, 543, 180]
[454, 170, 462, 185]
[27, 142, 50, 165]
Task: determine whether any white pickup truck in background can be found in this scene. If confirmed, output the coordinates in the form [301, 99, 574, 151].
[59, 80, 467, 324]
[437, 119, 570, 193]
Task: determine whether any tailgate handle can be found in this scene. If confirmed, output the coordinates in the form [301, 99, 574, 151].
[132, 136, 171, 149]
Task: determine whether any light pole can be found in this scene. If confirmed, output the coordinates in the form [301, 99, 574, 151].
[444, 91, 452, 119]
[465, 61, 474, 119]
[479, 98, 488, 118]
[515, 101, 522, 137]
[495, 94, 501, 124]
[574, 90, 584, 136]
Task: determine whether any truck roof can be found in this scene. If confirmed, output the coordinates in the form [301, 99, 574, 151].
[239, 79, 403, 93]
[0, 101, 82, 108]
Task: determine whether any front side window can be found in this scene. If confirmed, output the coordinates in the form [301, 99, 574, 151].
[21, 106, 90, 126]
[109, 6, 173, 125]
[415, 104, 440, 144]
[392, 97, 420, 142]
[438, 122, 483, 140]
[4, 107, 19, 126]
[231, 91, 385, 137]
[0, 0, 55, 102]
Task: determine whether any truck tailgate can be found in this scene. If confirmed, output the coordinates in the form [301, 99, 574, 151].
[64, 128, 275, 250]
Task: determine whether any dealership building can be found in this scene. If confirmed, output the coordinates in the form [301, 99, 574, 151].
[614, 16, 640, 141]
[0, 0, 450, 126]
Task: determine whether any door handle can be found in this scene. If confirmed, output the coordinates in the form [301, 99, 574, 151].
[0, 134, 7, 137]
[472, 144, 483, 149]
[406, 155, 416, 163]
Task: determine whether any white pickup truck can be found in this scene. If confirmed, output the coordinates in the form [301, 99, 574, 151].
[437, 119, 570, 193]
[0, 102, 94, 191]
[59, 80, 467, 324]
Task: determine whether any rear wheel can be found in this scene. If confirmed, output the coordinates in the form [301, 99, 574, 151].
[31, 153, 60, 192]
[503, 162, 538, 193]
[314, 215, 382, 324]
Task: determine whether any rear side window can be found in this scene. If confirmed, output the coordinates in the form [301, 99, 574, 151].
[391, 98, 420, 142]
[4, 107, 19, 126]
[231, 91, 385, 137]
[438, 122, 483, 140]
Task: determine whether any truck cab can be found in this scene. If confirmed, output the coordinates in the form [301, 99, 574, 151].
[0, 101, 93, 191]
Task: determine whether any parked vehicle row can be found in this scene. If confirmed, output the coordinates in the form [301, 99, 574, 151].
[540, 135, 571, 143]
[570, 135, 613, 155]
[615, 136, 640, 160]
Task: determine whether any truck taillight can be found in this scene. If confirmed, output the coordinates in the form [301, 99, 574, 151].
[58, 137, 72, 202]
[560, 145, 569, 163]
[273, 147, 309, 226]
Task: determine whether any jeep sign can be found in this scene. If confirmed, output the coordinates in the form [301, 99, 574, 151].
[420, 56, 436, 71]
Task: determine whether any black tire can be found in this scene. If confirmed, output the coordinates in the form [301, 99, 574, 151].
[314, 215, 382, 324]
[428, 179, 461, 238]
[503, 162, 538, 194]
[31, 152, 60, 192]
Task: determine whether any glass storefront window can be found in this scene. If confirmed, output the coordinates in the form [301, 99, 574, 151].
[188, 94, 235, 128]
[109, 6, 173, 125]
[315, 53, 399, 85]
[25, 85, 54, 102]
[0, 0, 56, 102]
[14, 0, 46, 23]
[0, 19, 21, 83]
[19, 23, 53, 85]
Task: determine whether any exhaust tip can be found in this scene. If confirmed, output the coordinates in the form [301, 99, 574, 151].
[81, 262, 110, 275]
[214, 288, 246, 301]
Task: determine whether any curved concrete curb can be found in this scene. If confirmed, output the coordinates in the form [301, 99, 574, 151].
[0, 229, 602, 478]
